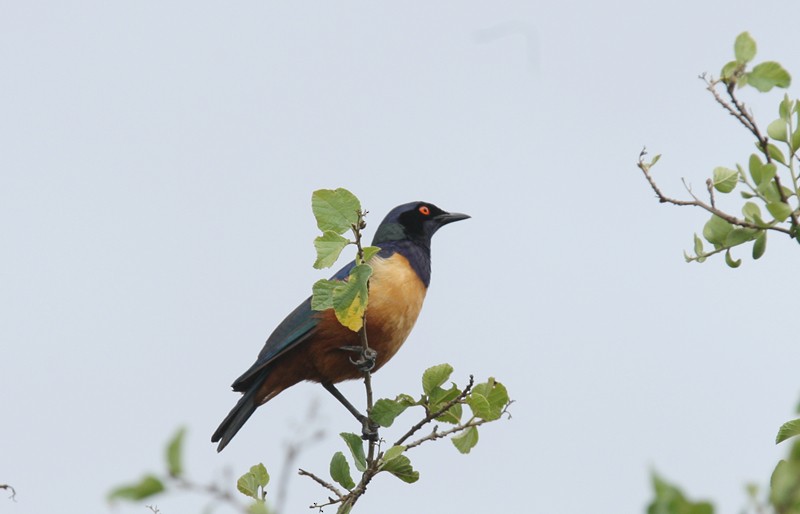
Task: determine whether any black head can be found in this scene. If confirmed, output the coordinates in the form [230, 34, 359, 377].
[372, 201, 470, 247]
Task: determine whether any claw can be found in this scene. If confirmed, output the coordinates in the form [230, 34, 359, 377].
[361, 417, 379, 441]
[340, 346, 378, 373]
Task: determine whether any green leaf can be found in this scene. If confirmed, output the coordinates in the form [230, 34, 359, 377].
[330, 452, 355, 490]
[748, 154, 763, 184]
[371, 398, 410, 427]
[248, 501, 270, 514]
[792, 126, 800, 154]
[712, 167, 738, 193]
[725, 228, 757, 247]
[436, 403, 463, 424]
[724, 249, 741, 268]
[311, 279, 337, 311]
[753, 231, 767, 259]
[759, 162, 777, 186]
[770, 459, 800, 510]
[237, 464, 270, 499]
[647, 472, 714, 514]
[758, 181, 781, 204]
[650, 154, 662, 167]
[747, 61, 791, 92]
[311, 189, 361, 235]
[313, 231, 350, 269]
[108, 475, 165, 501]
[742, 202, 762, 222]
[396, 393, 417, 406]
[734, 32, 756, 63]
[380, 454, 419, 483]
[780, 94, 792, 122]
[720, 60, 740, 81]
[428, 383, 461, 406]
[469, 378, 509, 421]
[332, 264, 373, 331]
[485, 380, 510, 412]
[382, 445, 406, 463]
[466, 393, 492, 419]
[166, 427, 185, 478]
[422, 363, 454, 396]
[451, 426, 479, 454]
[702, 215, 733, 246]
[360, 246, 381, 263]
[767, 119, 789, 142]
[766, 144, 787, 165]
[777, 419, 800, 444]
[766, 201, 793, 222]
[693, 233, 704, 257]
[428, 384, 463, 424]
[340, 433, 367, 472]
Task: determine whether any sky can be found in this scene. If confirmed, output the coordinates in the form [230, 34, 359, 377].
[3, 2, 800, 513]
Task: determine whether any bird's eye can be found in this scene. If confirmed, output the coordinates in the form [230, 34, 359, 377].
[418, 205, 430, 216]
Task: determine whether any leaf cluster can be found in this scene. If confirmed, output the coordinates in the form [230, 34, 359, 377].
[310, 189, 380, 332]
[648, 408, 800, 514]
[109, 428, 271, 513]
[721, 32, 790, 92]
[640, 32, 800, 266]
[304, 364, 511, 513]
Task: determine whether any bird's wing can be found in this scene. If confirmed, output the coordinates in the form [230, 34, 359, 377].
[230, 260, 357, 392]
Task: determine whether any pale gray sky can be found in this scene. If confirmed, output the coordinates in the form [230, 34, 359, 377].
[3, 2, 800, 513]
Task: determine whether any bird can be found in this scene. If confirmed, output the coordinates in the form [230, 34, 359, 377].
[211, 201, 469, 452]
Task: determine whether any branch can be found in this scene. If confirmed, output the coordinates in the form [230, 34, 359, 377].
[172, 476, 246, 511]
[703, 75, 800, 230]
[275, 402, 325, 514]
[701, 73, 759, 135]
[637, 148, 792, 236]
[394, 375, 475, 447]
[298, 469, 345, 503]
[1, 484, 16, 502]
[405, 402, 513, 451]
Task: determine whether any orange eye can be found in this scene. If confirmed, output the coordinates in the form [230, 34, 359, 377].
[419, 205, 430, 215]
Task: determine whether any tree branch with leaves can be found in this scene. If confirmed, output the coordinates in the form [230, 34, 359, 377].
[638, 32, 798, 267]
[109, 189, 511, 514]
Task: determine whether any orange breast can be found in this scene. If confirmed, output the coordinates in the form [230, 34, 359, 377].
[366, 253, 427, 365]
[300, 253, 428, 384]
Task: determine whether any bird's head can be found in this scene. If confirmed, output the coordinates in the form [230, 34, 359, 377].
[372, 202, 470, 247]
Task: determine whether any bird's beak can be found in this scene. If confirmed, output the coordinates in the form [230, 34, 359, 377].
[435, 211, 471, 226]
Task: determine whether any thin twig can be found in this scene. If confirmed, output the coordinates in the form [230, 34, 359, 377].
[172, 476, 245, 511]
[298, 469, 345, 500]
[637, 149, 792, 236]
[394, 375, 475, 447]
[405, 403, 513, 450]
[275, 401, 325, 514]
[703, 75, 800, 230]
[1, 484, 16, 502]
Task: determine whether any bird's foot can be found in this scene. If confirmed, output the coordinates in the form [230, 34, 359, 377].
[359, 415, 380, 442]
[340, 345, 378, 373]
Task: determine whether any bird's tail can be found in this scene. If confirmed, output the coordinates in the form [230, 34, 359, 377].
[212, 386, 261, 452]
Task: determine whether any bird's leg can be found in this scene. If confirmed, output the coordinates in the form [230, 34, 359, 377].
[339, 345, 378, 373]
[322, 381, 379, 441]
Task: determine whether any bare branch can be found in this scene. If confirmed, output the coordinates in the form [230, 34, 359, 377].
[1, 484, 16, 502]
[298, 469, 345, 502]
[172, 476, 245, 512]
[275, 401, 325, 514]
